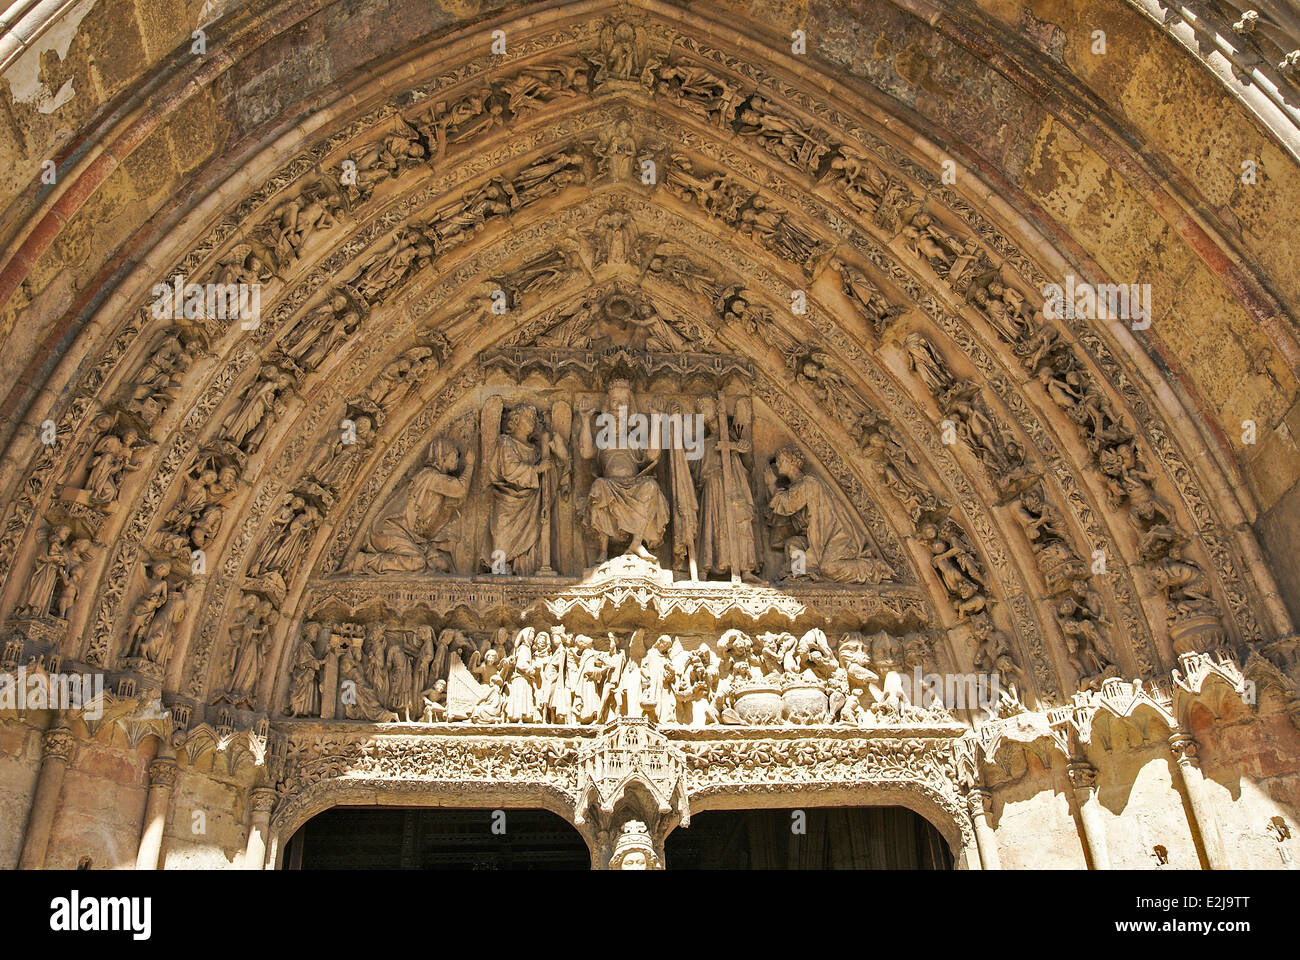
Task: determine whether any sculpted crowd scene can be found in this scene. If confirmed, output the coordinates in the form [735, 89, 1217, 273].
[286, 621, 963, 727]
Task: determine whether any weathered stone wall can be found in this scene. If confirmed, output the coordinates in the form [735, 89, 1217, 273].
[39, 733, 150, 869]
[0, 721, 42, 867]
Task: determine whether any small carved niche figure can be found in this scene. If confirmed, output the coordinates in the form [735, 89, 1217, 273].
[765, 445, 892, 584]
[350, 438, 475, 573]
[919, 521, 988, 620]
[55, 538, 93, 621]
[85, 426, 149, 509]
[338, 643, 398, 722]
[834, 633, 880, 724]
[226, 597, 278, 706]
[279, 291, 363, 373]
[609, 820, 661, 870]
[969, 615, 1024, 692]
[285, 627, 325, 718]
[129, 570, 189, 667]
[221, 365, 293, 456]
[247, 494, 322, 580]
[828, 256, 902, 337]
[19, 524, 71, 618]
[125, 329, 203, 427]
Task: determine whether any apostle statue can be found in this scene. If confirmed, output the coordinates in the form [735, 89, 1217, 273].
[481, 401, 569, 575]
[286, 628, 325, 717]
[576, 379, 669, 563]
[764, 445, 892, 583]
[350, 438, 475, 573]
[690, 395, 759, 582]
[19, 524, 71, 618]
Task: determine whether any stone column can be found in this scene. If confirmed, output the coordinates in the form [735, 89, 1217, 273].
[135, 756, 178, 870]
[1067, 758, 1111, 869]
[18, 723, 74, 869]
[967, 788, 1001, 869]
[1168, 732, 1229, 870]
[243, 788, 277, 869]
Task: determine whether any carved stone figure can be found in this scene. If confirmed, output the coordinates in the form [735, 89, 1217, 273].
[339, 644, 398, 722]
[735, 94, 828, 173]
[286, 630, 325, 718]
[765, 445, 891, 583]
[903, 332, 955, 398]
[128, 568, 188, 667]
[354, 229, 434, 303]
[19, 524, 71, 618]
[247, 494, 322, 580]
[587, 119, 643, 182]
[826, 146, 912, 230]
[265, 181, 342, 268]
[737, 196, 823, 269]
[857, 412, 936, 522]
[482, 402, 569, 575]
[279, 292, 363, 372]
[829, 257, 902, 336]
[227, 597, 278, 704]
[343, 117, 426, 202]
[85, 426, 148, 509]
[655, 63, 741, 125]
[221, 365, 293, 455]
[690, 395, 759, 581]
[578, 380, 670, 563]
[1149, 543, 1218, 621]
[919, 521, 988, 619]
[1057, 580, 1117, 684]
[125, 330, 203, 426]
[55, 538, 93, 621]
[351, 439, 475, 573]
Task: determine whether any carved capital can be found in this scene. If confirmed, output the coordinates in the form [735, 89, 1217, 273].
[249, 787, 278, 815]
[966, 787, 992, 818]
[148, 758, 179, 788]
[1066, 759, 1097, 791]
[1168, 732, 1200, 768]
[42, 726, 74, 761]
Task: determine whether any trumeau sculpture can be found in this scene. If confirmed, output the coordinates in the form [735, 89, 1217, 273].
[609, 820, 660, 869]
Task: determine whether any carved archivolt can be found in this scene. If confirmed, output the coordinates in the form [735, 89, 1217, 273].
[0, 4, 1293, 828]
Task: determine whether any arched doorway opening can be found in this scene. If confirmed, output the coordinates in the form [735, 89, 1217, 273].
[664, 807, 953, 869]
[284, 807, 591, 869]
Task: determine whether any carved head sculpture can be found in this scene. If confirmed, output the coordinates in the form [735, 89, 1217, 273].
[774, 444, 804, 480]
[605, 378, 633, 414]
[513, 626, 535, 653]
[427, 438, 459, 473]
[609, 820, 660, 870]
[505, 403, 538, 440]
[534, 631, 551, 657]
[695, 394, 717, 421]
